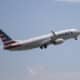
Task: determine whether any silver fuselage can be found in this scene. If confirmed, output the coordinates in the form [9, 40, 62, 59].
[6, 29, 80, 51]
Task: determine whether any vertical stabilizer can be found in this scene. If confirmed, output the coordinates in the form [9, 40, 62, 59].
[0, 29, 16, 46]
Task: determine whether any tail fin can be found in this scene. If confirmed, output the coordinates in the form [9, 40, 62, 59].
[0, 29, 16, 46]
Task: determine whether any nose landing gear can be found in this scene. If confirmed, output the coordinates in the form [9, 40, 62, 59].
[75, 36, 78, 40]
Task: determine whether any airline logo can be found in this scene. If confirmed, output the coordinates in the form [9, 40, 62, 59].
[0, 33, 16, 45]
[0, 30, 19, 49]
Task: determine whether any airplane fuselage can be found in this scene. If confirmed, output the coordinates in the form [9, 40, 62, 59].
[3, 29, 80, 51]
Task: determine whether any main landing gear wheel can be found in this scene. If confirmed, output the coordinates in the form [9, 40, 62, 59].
[40, 44, 47, 49]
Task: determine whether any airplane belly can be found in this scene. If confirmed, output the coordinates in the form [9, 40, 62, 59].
[22, 40, 45, 50]
[10, 38, 49, 51]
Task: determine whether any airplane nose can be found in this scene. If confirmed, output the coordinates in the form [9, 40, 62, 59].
[77, 30, 80, 34]
[76, 30, 80, 36]
[72, 29, 80, 36]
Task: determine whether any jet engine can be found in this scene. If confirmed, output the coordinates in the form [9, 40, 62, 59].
[53, 38, 64, 45]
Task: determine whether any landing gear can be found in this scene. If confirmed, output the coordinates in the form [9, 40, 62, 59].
[75, 37, 78, 40]
[40, 46, 43, 49]
[44, 44, 47, 48]
[40, 44, 47, 49]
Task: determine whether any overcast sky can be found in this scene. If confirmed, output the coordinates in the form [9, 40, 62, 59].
[0, 0, 80, 80]
[56, 0, 80, 2]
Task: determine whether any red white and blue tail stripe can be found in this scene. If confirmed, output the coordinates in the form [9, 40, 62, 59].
[0, 29, 16, 47]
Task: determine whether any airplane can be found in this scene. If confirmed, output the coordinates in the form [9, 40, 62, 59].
[0, 28, 80, 51]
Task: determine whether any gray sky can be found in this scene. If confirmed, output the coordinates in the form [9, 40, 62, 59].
[57, 0, 80, 2]
[0, 0, 80, 80]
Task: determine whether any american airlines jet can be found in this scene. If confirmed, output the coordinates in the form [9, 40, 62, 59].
[0, 29, 80, 51]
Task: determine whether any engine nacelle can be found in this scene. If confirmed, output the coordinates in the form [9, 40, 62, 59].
[53, 38, 64, 45]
